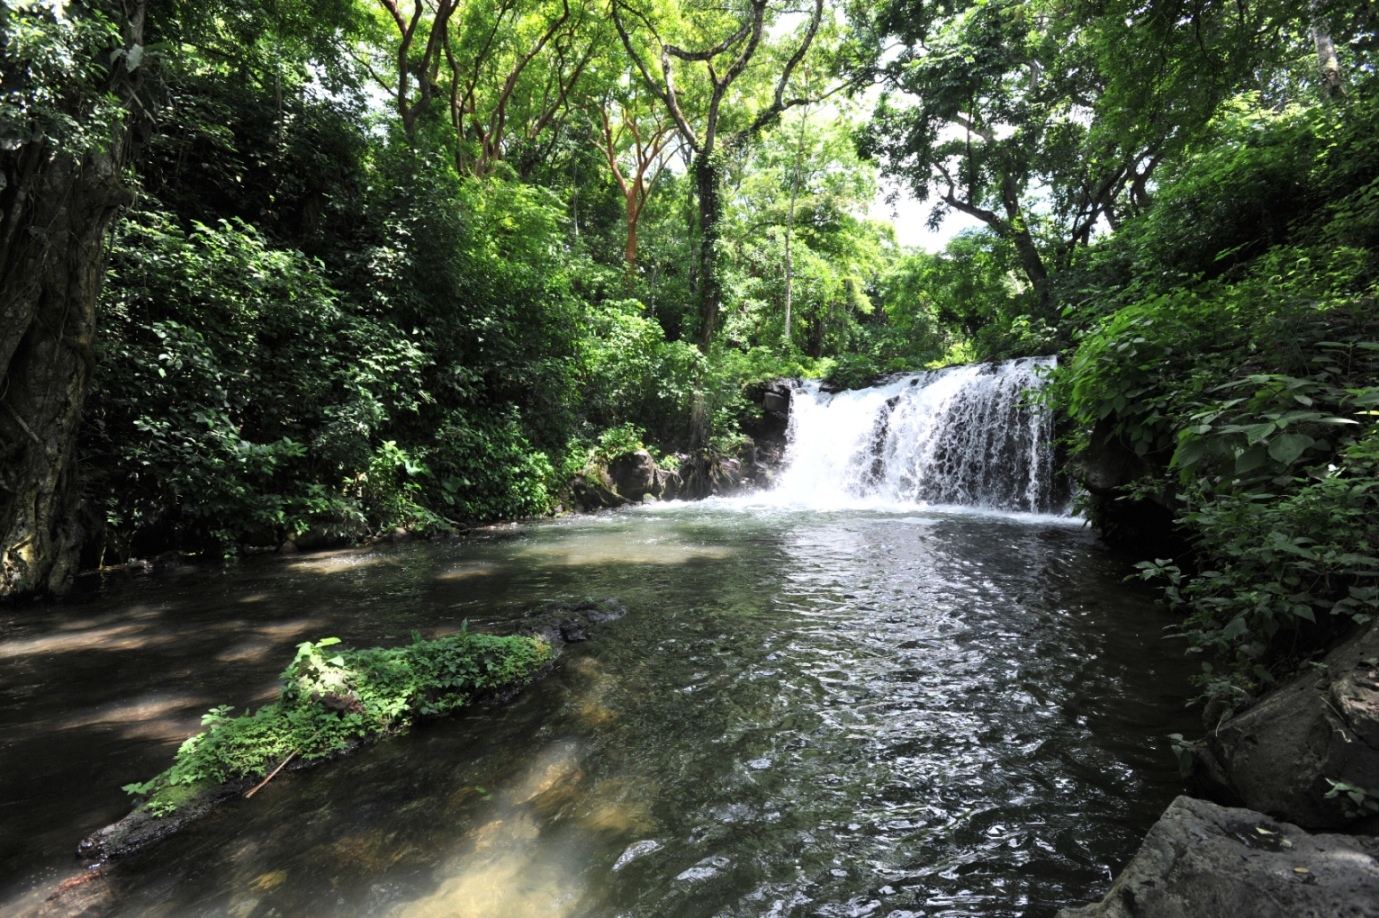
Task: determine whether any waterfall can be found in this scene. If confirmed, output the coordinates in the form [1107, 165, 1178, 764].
[769, 357, 1068, 514]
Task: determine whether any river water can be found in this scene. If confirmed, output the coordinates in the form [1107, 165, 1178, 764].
[0, 362, 1197, 916]
[0, 502, 1195, 917]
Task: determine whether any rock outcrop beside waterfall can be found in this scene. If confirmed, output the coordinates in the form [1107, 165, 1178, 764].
[566, 381, 791, 512]
[567, 449, 747, 511]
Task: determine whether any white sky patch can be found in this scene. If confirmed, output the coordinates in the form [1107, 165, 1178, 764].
[870, 179, 986, 252]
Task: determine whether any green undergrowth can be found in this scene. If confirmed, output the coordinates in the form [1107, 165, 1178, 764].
[123, 630, 552, 816]
[1054, 85, 1379, 709]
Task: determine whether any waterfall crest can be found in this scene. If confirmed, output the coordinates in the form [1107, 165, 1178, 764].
[769, 357, 1068, 514]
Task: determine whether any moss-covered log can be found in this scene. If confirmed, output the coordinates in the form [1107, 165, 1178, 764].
[80, 629, 554, 860]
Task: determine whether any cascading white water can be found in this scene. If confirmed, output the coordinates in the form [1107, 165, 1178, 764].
[769, 356, 1067, 514]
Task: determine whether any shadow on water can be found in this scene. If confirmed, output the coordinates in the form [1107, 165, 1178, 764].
[0, 505, 1198, 917]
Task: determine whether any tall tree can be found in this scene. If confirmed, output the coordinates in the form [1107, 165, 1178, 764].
[589, 80, 682, 269]
[612, 0, 827, 347]
[370, 0, 603, 176]
[0, 0, 147, 598]
[860, 0, 1294, 314]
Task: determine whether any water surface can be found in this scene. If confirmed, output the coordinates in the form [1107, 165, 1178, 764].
[0, 502, 1195, 917]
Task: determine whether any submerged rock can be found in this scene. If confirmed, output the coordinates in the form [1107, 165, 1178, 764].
[1193, 618, 1379, 829]
[1058, 796, 1379, 918]
[520, 599, 628, 649]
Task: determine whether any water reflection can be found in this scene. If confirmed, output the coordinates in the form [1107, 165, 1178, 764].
[0, 505, 1196, 917]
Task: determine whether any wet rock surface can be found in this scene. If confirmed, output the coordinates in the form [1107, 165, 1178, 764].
[568, 451, 748, 511]
[1193, 618, 1379, 829]
[607, 450, 658, 502]
[518, 598, 628, 648]
[1058, 796, 1379, 918]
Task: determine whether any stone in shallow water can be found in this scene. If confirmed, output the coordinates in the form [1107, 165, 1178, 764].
[1057, 796, 1379, 918]
[612, 839, 662, 872]
[676, 855, 731, 882]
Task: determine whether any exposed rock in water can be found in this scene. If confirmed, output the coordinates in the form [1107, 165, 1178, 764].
[673, 453, 741, 500]
[1057, 796, 1379, 918]
[741, 379, 793, 485]
[567, 451, 747, 511]
[72, 599, 627, 870]
[1191, 617, 1379, 829]
[607, 450, 658, 501]
[567, 379, 794, 512]
[568, 467, 627, 510]
[519, 599, 628, 648]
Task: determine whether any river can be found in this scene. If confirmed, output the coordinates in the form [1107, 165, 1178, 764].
[0, 361, 1197, 916]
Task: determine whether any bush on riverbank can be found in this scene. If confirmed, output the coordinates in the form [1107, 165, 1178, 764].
[122, 630, 552, 816]
[1054, 83, 1379, 699]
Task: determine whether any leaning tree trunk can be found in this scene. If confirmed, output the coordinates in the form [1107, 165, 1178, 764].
[0, 4, 145, 600]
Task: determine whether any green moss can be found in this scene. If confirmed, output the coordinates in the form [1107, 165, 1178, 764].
[126, 630, 553, 815]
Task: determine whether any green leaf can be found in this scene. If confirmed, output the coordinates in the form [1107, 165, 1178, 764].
[1290, 604, 1316, 623]
[1173, 437, 1206, 469]
[1221, 617, 1248, 641]
[1267, 432, 1312, 466]
[1235, 446, 1268, 475]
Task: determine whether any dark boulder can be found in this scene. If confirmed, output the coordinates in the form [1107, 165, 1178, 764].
[568, 468, 631, 511]
[520, 599, 628, 648]
[1057, 796, 1379, 918]
[1066, 418, 1181, 556]
[1192, 618, 1379, 829]
[655, 467, 682, 501]
[675, 453, 742, 500]
[608, 449, 659, 502]
[741, 380, 793, 480]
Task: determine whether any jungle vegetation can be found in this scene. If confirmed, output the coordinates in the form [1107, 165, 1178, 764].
[2, 0, 1378, 693]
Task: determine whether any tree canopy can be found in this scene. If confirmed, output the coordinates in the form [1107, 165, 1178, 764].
[1, 0, 1378, 646]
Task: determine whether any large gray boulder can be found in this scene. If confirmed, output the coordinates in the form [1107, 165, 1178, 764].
[1194, 618, 1379, 829]
[607, 449, 659, 501]
[1058, 796, 1379, 918]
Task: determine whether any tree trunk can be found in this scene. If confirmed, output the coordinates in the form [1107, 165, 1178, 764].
[0, 143, 134, 599]
[1310, 0, 1344, 98]
[999, 178, 1051, 317]
[1, 0, 144, 600]
[624, 187, 640, 267]
[694, 154, 723, 351]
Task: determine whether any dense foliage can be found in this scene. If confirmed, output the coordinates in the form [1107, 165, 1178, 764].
[5, 0, 1379, 717]
[1056, 82, 1379, 698]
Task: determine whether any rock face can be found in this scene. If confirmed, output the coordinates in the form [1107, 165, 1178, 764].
[1066, 418, 1181, 556]
[568, 451, 746, 511]
[1193, 618, 1379, 829]
[741, 379, 793, 485]
[567, 380, 795, 511]
[1058, 796, 1379, 918]
[607, 450, 658, 501]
